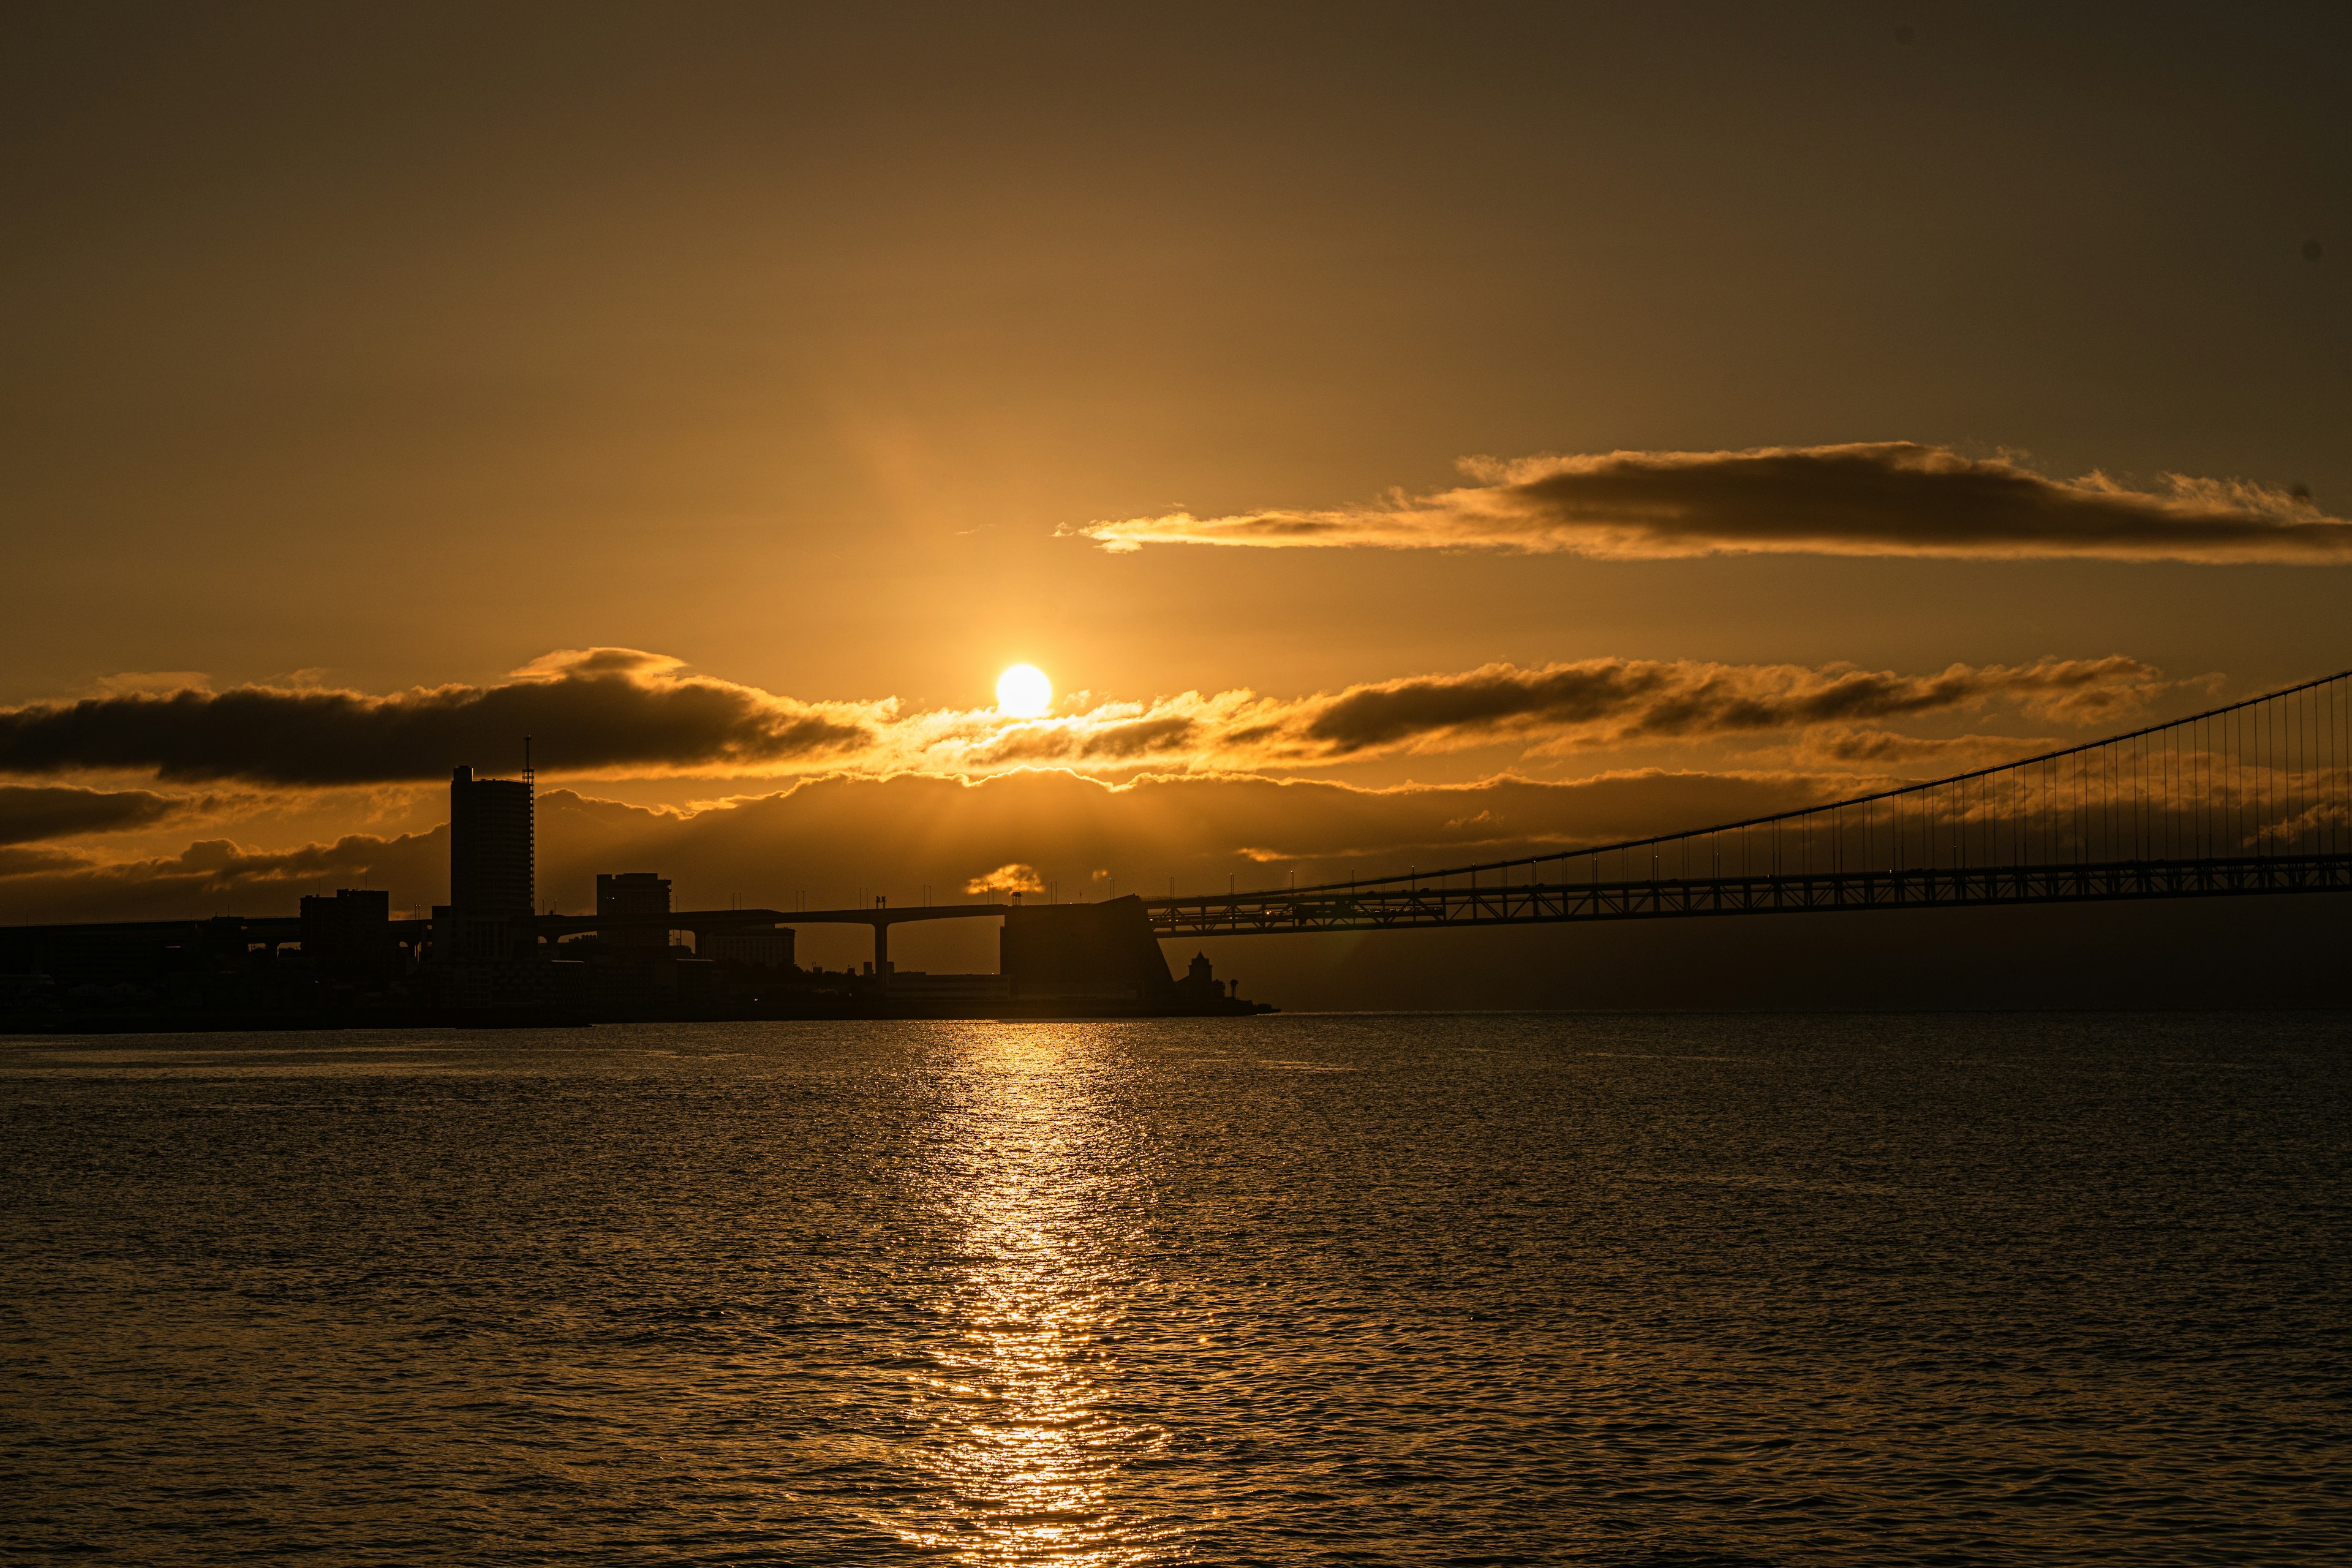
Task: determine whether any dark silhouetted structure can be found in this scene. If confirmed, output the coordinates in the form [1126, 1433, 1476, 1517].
[300, 888, 393, 979]
[447, 764, 533, 959]
[1175, 949, 1234, 1008]
[1001, 896, 1177, 1006]
[701, 924, 794, 968]
[596, 872, 672, 953]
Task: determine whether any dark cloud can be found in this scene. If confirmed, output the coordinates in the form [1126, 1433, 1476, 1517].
[1298, 664, 1665, 752]
[1073, 443, 2352, 563]
[1785, 728, 2057, 767]
[0, 649, 874, 785]
[0, 846, 91, 878]
[0, 785, 181, 844]
[1283, 655, 2173, 758]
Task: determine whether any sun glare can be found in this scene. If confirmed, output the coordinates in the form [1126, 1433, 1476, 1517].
[996, 663, 1052, 718]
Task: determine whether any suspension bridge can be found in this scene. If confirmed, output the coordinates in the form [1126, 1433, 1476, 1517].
[1137, 668, 2352, 940]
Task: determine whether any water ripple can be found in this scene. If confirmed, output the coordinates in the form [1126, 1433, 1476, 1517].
[2, 1013, 2347, 1562]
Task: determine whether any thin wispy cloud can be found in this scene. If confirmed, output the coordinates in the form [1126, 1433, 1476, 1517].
[1068, 443, 2352, 564]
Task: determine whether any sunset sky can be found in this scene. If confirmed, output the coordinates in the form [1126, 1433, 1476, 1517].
[3, 4, 2346, 1001]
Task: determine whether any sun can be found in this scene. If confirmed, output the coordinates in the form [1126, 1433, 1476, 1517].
[995, 663, 1053, 718]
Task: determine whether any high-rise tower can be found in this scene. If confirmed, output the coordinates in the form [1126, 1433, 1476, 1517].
[447, 763, 534, 959]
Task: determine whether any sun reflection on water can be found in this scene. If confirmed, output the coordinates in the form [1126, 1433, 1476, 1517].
[883, 1025, 1174, 1565]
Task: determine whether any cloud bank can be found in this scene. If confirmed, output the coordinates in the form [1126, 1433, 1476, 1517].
[0, 650, 2180, 789]
[1069, 443, 2352, 564]
[0, 649, 876, 786]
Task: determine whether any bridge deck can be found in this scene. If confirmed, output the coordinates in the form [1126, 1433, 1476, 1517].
[1138, 853, 2352, 937]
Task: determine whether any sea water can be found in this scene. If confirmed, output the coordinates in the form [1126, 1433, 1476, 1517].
[3, 1014, 2346, 1564]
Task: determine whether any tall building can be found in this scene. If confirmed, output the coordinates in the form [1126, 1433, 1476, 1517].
[596, 872, 672, 953]
[300, 888, 393, 979]
[447, 764, 534, 960]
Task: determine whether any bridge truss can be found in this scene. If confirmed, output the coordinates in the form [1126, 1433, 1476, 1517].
[1142, 669, 2352, 938]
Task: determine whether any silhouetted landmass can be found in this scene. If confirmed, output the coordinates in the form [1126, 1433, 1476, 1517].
[0, 765, 1272, 1032]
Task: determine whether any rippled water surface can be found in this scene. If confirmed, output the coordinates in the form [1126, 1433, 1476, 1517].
[4, 1013, 2348, 1564]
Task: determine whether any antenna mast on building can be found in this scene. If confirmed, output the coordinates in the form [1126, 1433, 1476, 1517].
[524, 735, 534, 791]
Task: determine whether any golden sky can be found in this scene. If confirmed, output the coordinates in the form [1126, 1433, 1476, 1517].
[1, 4, 2347, 998]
